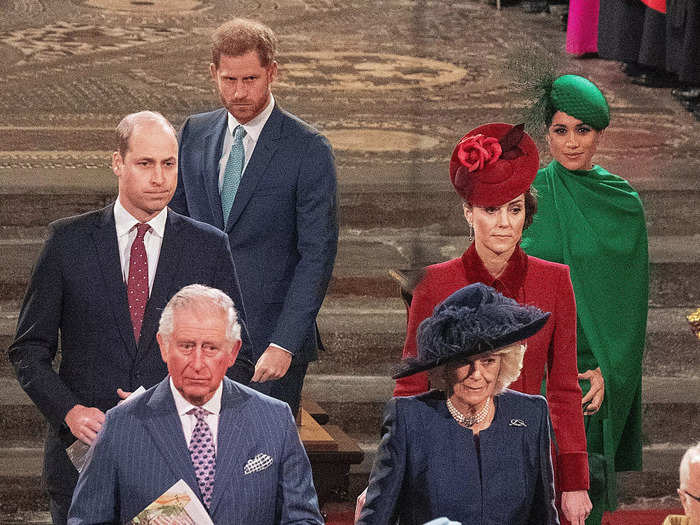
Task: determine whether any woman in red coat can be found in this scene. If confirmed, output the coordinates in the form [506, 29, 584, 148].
[393, 123, 591, 525]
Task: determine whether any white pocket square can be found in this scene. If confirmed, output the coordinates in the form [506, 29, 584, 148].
[244, 453, 273, 475]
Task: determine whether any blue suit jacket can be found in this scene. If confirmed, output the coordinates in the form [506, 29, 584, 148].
[8, 205, 252, 495]
[171, 105, 338, 363]
[68, 377, 323, 525]
[357, 390, 559, 525]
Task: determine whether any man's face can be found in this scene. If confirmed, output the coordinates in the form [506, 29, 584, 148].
[210, 50, 277, 124]
[112, 120, 178, 222]
[681, 460, 700, 525]
[158, 306, 241, 406]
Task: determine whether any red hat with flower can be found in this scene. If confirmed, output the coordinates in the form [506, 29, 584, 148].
[449, 123, 539, 207]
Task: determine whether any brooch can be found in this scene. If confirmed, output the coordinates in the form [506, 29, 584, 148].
[509, 419, 527, 427]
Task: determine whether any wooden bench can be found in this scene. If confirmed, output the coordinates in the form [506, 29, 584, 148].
[298, 398, 364, 506]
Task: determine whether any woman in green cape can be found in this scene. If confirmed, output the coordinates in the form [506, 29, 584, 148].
[520, 74, 649, 525]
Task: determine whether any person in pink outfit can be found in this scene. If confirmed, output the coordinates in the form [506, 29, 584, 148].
[566, 0, 599, 57]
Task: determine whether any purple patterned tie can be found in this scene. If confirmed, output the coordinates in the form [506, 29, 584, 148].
[188, 407, 216, 508]
[127, 223, 150, 342]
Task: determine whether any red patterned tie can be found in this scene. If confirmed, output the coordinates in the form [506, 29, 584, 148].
[127, 223, 150, 343]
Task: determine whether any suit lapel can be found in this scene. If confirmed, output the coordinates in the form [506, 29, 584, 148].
[137, 211, 182, 355]
[208, 378, 251, 516]
[143, 379, 201, 496]
[203, 110, 228, 230]
[91, 204, 137, 360]
[225, 105, 283, 231]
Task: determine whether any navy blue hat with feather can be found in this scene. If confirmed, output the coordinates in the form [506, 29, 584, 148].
[392, 283, 550, 379]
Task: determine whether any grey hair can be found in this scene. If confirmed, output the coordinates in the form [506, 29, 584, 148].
[158, 284, 241, 345]
[115, 111, 176, 159]
[680, 442, 700, 489]
[428, 343, 526, 395]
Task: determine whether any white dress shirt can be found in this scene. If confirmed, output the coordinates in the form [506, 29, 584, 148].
[114, 198, 168, 294]
[170, 377, 222, 452]
[217, 94, 275, 192]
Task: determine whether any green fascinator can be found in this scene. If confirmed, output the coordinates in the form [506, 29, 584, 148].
[550, 75, 610, 130]
[507, 48, 610, 135]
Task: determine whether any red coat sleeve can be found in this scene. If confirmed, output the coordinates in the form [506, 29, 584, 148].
[392, 278, 436, 397]
[546, 266, 590, 491]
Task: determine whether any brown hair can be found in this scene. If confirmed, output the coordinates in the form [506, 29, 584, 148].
[211, 18, 277, 68]
[523, 186, 538, 230]
[115, 111, 176, 159]
[463, 186, 538, 230]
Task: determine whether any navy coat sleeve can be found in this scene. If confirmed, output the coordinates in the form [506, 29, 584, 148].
[8, 222, 80, 430]
[357, 397, 405, 525]
[530, 398, 560, 525]
[269, 132, 338, 353]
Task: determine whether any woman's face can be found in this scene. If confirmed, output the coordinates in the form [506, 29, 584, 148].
[464, 194, 526, 258]
[547, 111, 603, 171]
[448, 352, 501, 410]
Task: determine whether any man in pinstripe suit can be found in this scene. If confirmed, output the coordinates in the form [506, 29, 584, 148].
[68, 285, 323, 525]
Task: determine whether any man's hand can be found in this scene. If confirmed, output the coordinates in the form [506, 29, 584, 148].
[561, 490, 592, 525]
[252, 345, 292, 383]
[65, 404, 105, 445]
[116, 388, 132, 405]
[579, 367, 605, 415]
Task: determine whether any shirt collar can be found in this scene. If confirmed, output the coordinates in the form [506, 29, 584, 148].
[169, 376, 223, 418]
[113, 198, 167, 238]
[227, 93, 275, 143]
[461, 243, 528, 298]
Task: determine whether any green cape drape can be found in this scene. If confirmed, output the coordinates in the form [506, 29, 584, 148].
[522, 160, 649, 510]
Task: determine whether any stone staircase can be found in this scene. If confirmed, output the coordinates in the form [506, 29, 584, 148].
[1, 156, 699, 520]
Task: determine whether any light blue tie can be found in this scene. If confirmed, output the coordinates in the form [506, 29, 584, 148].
[221, 125, 246, 225]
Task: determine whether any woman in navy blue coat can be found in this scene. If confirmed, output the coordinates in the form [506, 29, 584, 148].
[357, 283, 561, 525]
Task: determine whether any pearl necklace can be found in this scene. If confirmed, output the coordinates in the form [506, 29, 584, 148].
[446, 396, 491, 428]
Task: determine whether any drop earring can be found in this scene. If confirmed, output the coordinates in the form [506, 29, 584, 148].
[468, 222, 474, 242]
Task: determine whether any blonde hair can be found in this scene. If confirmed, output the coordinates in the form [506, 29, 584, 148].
[428, 343, 526, 395]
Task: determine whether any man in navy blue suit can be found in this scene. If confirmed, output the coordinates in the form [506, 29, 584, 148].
[68, 284, 323, 524]
[171, 18, 339, 416]
[8, 111, 252, 524]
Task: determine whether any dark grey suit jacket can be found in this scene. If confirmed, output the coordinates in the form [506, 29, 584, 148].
[8, 204, 252, 495]
[68, 377, 323, 525]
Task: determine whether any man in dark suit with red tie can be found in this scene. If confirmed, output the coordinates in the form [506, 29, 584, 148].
[8, 111, 252, 525]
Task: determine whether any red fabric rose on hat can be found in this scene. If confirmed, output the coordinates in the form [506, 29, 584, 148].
[449, 123, 539, 207]
[456, 134, 503, 172]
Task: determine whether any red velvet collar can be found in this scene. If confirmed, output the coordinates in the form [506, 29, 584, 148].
[461, 243, 528, 299]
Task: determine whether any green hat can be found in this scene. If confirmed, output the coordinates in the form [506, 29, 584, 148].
[550, 74, 610, 130]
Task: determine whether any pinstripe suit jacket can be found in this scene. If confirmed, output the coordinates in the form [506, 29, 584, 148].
[67, 377, 323, 525]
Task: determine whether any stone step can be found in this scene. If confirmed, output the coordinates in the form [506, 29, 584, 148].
[0, 442, 687, 515]
[0, 167, 698, 236]
[2, 301, 697, 379]
[301, 375, 700, 443]
[344, 435, 693, 504]
[2, 375, 698, 444]
[1, 233, 698, 305]
[312, 301, 699, 377]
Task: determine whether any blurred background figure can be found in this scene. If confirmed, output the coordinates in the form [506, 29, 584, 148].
[566, 0, 599, 58]
[662, 442, 700, 525]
